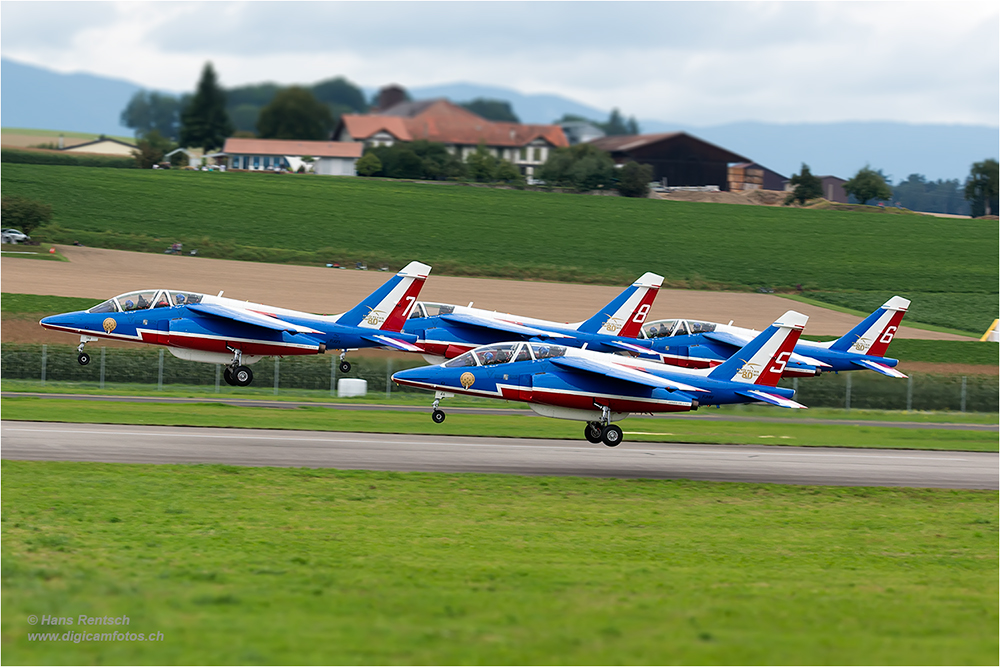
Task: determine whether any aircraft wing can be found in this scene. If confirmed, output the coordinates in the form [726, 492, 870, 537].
[603, 340, 659, 356]
[703, 331, 751, 349]
[851, 359, 908, 378]
[439, 313, 573, 339]
[361, 334, 425, 353]
[187, 303, 324, 334]
[550, 356, 709, 393]
[735, 389, 808, 409]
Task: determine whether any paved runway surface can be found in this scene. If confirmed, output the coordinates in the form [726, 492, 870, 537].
[4, 393, 997, 431]
[3, 421, 996, 489]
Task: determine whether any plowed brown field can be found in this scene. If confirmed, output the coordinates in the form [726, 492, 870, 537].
[2, 245, 972, 348]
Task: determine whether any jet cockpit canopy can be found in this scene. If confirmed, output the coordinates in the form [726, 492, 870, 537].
[641, 319, 718, 338]
[86, 290, 205, 314]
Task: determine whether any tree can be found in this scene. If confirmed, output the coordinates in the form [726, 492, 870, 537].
[601, 108, 639, 136]
[2, 195, 53, 236]
[538, 143, 616, 192]
[617, 161, 653, 197]
[121, 91, 183, 141]
[132, 130, 175, 169]
[311, 77, 367, 112]
[257, 87, 334, 140]
[964, 159, 999, 217]
[893, 174, 969, 215]
[843, 165, 893, 205]
[784, 163, 823, 205]
[180, 62, 234, 150]
[356, 152, 383, 177]
[460, 98, 520, 122]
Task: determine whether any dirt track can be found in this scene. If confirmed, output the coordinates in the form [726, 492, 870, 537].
[2, 245, 971, 344]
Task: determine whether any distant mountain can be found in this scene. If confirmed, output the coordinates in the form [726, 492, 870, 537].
[4, 58, 996, 183]
[0, 58, 165, 136]
[403, 83, 608, 125]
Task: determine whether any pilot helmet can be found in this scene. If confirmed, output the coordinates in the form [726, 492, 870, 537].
[484, 351, 495, 361]
[125, 299, 135, 309]
[175, 294, 186, 304]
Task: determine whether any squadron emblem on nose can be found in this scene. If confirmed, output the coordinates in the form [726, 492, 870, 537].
[460, 372, 475, 389]
[103, 318, 117, 333]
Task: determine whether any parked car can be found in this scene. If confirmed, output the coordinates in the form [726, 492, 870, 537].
[1, 228, 30, 244]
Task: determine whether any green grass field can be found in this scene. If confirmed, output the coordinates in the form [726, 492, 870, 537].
[4, 381, 997, 425]
[2, 164, 995, 332]
[2, 460, 996, 664]
[2, 397, 995, 451]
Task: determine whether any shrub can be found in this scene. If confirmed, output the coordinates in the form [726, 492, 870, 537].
[1, 195, 52, 235]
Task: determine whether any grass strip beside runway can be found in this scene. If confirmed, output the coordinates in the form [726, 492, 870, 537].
[2, 460, 996, 664]
[3, 397, 996, 451]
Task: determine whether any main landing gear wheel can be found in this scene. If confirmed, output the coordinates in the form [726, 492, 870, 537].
[432, 409, 446, 424]
[584, 422, 603, 444]
[223, 367, 236, 386]
[232, 365, 253, 387]
[77, 352, 91, 366]
[601, 424, 623, 447]
[339, 360, 352, 373]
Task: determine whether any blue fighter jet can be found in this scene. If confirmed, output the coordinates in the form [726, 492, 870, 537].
[402, 272, 664, 362]
[40, 261, 432, 386]
[393, 310, 810, 447]
[637, 296, 911, 379]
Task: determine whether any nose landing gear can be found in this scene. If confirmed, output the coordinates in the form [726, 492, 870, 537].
[429, 391, 453, 423]
[338, 350, 352, 374]
[76, 335, 99, 365]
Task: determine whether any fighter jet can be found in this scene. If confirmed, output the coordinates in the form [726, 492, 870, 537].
[403, 272, 664, 362]
[40, 261, 432, 386]
[393, 310, 810, 447]
[638, 296, 911, 379]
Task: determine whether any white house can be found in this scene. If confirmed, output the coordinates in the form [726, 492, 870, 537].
[221, 138, 363, 176]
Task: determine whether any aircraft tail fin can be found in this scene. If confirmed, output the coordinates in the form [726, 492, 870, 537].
[576, 272, 663, 337]
[829, 296, 909, 357]
[708, 310, 807, 387]
[338, 261, 431, 331]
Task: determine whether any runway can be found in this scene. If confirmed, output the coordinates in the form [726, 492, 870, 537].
[3, 421, 996, 489]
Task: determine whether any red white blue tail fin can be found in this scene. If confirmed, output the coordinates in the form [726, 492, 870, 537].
[709, 310, 808, 387]
[830, 296, 909, 357]
[339, 261, 431, 332]
[577, 272, 663, 338]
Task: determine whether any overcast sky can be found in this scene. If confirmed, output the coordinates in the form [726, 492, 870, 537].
[2, 1, 997, 127]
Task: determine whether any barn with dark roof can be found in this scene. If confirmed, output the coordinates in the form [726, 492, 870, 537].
[589, 132, 750, 190]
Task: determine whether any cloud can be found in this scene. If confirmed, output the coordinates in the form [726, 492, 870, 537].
[1, 1, 996, 126]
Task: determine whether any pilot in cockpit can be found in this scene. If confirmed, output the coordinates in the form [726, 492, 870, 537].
[136, 294, 149, 309]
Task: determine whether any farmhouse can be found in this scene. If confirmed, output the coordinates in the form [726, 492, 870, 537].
[334, 98, 568, 177]
[221, 138, 363, 175]
[588, 132, 750, 191]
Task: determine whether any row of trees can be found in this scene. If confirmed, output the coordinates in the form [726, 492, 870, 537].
[122, 64, 368, 149]
[785, 160, 999, 217]
[356, 141, 652, 197]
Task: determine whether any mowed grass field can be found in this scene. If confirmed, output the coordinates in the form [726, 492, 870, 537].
[2, 460, 996, 665]
[2, 165, 996, 331]
[3, 397, 996, 451]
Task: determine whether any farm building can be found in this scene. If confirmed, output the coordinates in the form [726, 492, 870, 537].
[728, 162, 787, 191]
[784, 174, 849, 203]
[334, 96, 568, 178]
[61, 136, 136, 156]
[221, 138, 363, 175]
[588, 133, 750, 191]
